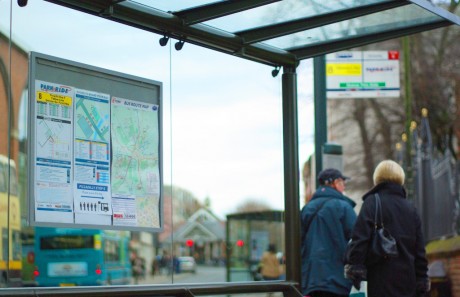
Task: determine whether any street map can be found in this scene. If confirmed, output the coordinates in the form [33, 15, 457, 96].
[111, 97, 160, 227]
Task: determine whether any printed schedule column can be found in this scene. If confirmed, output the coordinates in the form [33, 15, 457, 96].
[34, 81, 74, 223]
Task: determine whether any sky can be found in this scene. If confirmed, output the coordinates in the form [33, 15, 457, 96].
[2, 0, 315, 219]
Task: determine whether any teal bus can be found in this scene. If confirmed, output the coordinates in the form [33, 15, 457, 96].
[33, 227, 131, 286]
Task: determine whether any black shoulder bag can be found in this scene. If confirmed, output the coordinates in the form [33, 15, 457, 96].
[367, 193, 398, 265]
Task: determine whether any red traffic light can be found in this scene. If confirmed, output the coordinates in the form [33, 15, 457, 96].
[236, 240, 244, 247]
[186, 239, 194, 247]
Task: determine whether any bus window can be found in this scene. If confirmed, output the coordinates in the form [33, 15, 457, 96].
[104, 239, 120, 262]
[40, 235, 94, 250]
[0, 156, 22, 287]
[2, 229, 6, 261]
[0, 163, 6, 193]
[8, 166, 18, 196]
[12, 231, 21, 261]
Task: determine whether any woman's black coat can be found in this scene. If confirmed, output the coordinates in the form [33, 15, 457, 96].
[346, 182, 429, 297]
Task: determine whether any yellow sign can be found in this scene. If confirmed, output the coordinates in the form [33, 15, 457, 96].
[326, 63, 362, 76]
[0, 260, 22, 270]
[37, 91, 72, 106]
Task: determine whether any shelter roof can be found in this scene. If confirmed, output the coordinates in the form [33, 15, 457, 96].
[44, 0, 460, 67]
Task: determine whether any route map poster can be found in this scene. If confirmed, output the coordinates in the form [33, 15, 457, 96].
[111, 97, 160, 228]
[29, 52, 162, 231]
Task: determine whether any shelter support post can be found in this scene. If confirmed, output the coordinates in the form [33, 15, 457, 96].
[314, 55, 327, 176]
[282, 66, 301, 285]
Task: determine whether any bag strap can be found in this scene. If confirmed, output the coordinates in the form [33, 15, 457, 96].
[374, 193, 383, 229]
[304, 198, 332, 235]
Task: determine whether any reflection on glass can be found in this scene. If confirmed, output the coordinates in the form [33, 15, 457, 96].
[133, 0, 214, 12]
[265, 4, 442, 49]
[0, 155, 22, 287]
[4, 0, 287, 289]
[205, 0, 385, 32]
[33, 228, 131, 286]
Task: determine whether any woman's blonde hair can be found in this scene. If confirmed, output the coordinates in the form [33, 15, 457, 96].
[373, 160, 405, 186]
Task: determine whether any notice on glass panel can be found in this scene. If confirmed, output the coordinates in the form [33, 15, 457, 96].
[34, 80, 74, 223]
[73, 89, 112, 225]
[111, 97, 160, 228]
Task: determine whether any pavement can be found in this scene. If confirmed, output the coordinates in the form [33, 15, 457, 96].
[133, 271, 196, 285]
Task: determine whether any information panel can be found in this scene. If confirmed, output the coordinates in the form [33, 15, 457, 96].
[326, 51, 400, 99]
[28, 52, 163, 231]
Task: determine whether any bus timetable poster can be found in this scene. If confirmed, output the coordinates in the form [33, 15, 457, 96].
[29, 52, 162, 232]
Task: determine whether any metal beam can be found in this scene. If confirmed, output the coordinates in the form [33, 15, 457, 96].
[282, 66, 301, 285]
[236, 0, 410, 44]
[0, 281, 303, 297]
[313, 56, 327, 177]
[44, 0, 297, 67]
[410, 0, 460, 25]
[287, 19, 452, 60]
[173, 0, 281, 25]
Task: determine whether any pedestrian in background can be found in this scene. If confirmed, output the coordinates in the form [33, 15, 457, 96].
[345, 160, 430, 297]
[259, 243, 281, 281]
[301, 168, 357, 297]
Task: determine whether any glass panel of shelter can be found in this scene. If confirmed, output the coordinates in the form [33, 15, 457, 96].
[131, 0, 390, 32]
[0, 0, 13, 288]
[6, 0, 457, 289]
[2, 0, 288, 288]
[264, 4, 444, 49]
[203, 0, 390, 32]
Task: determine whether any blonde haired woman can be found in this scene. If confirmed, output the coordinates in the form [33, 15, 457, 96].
[345, 160, 429, 297]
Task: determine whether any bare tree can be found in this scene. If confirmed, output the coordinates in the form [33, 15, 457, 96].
[265, 1, 460, 195]
[410, 1, 460, 156]
[235, 199, 272, 213]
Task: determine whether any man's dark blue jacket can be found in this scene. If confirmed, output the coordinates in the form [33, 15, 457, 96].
[301, 186, 357, 296]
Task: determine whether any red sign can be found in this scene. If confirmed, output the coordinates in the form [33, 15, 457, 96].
[388, 51, 399, 60]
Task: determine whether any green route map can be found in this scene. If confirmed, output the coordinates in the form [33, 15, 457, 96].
[111, 97, 160, 207]
[75, 91, 110, 142]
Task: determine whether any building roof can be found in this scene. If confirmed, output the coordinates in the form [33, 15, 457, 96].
[164, 207, 225, 243]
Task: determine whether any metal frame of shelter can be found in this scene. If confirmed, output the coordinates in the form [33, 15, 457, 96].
[33, 0, 460, 289]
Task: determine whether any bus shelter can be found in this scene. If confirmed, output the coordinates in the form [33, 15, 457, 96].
[36, 2, 460, 288]
[226, 210, 284, 282]
[1, 0, 460, 296]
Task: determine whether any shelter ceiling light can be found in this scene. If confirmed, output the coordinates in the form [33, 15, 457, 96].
[175, 40, 185, 51]
[271, 66, 280, 77]
[159, 35, 170, 46]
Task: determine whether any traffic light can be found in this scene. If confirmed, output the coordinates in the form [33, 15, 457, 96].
[186, 239, 194, 247]
[236, 239, 244, 247]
